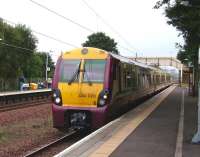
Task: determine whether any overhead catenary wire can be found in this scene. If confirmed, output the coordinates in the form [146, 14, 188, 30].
[0, 17, 78, 48]
[0, 41, 61, 58]
[33, 30, 78, 48]
[29, 0, 138, 55]
[1, 17, 135, 56]
[1, 2, 138, 56]
[29, 0, 95, 33]
[0, 42, 35, 53]
[81, 0, 139, 53]
[117, 44, 136, 55]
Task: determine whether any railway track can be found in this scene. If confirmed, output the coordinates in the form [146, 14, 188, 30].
[24, 129, 81, 157]
[0, 90, 52, 112]
[0, 100, 51, 112]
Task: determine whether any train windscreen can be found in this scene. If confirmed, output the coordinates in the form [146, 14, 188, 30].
[59, 60, 81, 83]
[83, 59, 106, 83]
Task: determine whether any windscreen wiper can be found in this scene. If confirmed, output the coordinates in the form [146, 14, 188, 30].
[68, 63, 81, 85]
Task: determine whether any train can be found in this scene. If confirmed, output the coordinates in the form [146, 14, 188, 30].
[52, 47, 172, 131]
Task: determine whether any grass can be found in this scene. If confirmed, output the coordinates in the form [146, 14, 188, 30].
[0, 129, 9, 143]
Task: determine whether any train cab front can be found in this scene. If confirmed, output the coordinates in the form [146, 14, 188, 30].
[52, 48, 112, 131]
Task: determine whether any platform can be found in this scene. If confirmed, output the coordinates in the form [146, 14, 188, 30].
[55, 85, 200, 157]
[0, 89, 51, 97]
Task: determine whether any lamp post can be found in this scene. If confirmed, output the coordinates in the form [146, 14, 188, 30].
[45, 52, 48, 82]
[45, 51, 52, 88]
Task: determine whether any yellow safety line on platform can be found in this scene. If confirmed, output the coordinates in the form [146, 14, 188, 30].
[89, 85, 176, 157]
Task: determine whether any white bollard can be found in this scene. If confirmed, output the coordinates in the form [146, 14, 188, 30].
[192, 81, 200, 144]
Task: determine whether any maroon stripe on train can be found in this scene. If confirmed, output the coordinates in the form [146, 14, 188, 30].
[52, 56, 62, 89]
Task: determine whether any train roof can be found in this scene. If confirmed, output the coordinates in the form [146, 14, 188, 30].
[110, 52, 158, 71]
[62, 47, 108, 60]
[62, 47, 167, 73]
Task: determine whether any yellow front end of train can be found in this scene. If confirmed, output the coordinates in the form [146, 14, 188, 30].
[57, 48, 108, 108]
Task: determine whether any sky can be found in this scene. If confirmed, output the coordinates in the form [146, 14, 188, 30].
[0, 0, 183, 62]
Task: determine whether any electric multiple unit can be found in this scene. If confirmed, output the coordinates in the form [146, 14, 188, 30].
[52, 47, 171, 130]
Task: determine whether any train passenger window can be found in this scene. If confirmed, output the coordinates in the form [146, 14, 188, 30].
[126, 71, 132, 88]
[59, 60, 81, 82]
[156, 75, 160, 83]
[147, 74, 151, 85]
[137, 73, 141, 88]
[131, 66, 136, 88]
[83, 60, 106, 83]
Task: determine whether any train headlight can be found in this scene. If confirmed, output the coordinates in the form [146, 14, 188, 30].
[52, 89, 62, 106]
[55, 97, 61, 104]
[97, 89, 110, 107]
[103, 95, 108, 99]
[99, 99, 106, 106]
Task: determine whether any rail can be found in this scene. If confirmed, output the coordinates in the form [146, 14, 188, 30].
[24, 129, 78, 157]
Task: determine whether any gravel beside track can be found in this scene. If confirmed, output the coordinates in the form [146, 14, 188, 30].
[25, 130, 89, 157]
[0, 103, 66, 157]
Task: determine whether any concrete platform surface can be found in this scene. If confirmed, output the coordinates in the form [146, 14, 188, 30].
[0, 89, 51, 96]
[55, 85, 200, 157]
[110, 86, 199, 157]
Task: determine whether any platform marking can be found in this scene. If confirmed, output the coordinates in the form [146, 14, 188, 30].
[54, 86, 176, 157]
[175, 89, 185, 157]
[88, 85, 176, 157]
[54, 117, 122, 157]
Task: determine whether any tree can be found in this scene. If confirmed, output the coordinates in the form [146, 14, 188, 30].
[0, 22, 38, 79]
[27, 52, 54, 82]
[154, 0, 200, 62]
[82, 32, 119, 54]
[0, 20, 55, 91]
[154, 0, 200, 95]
